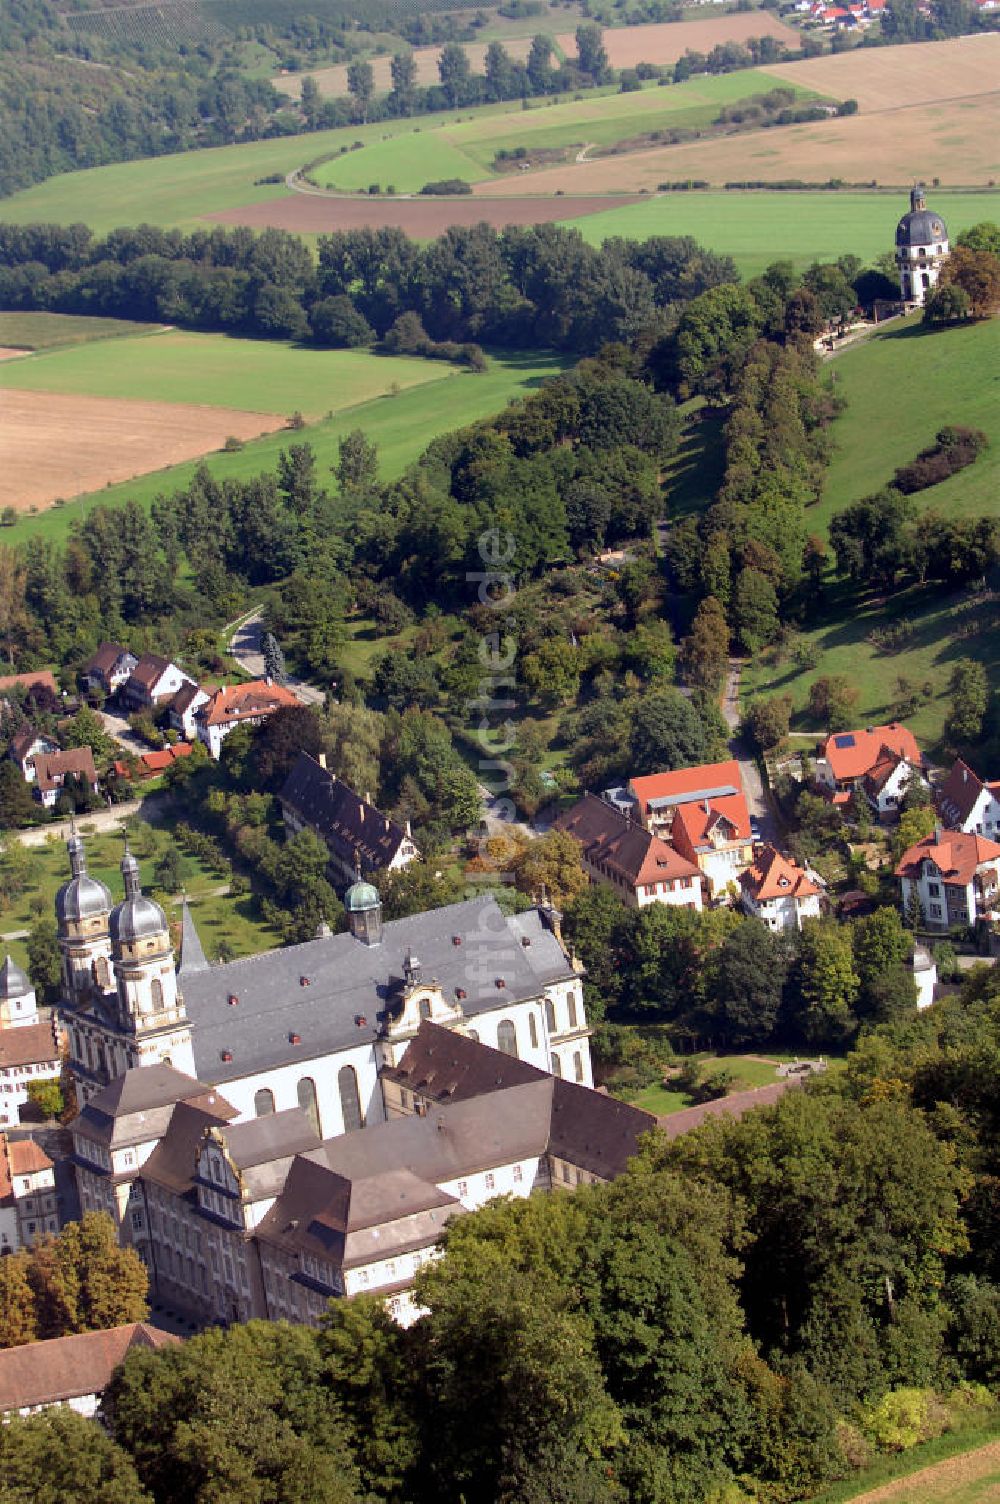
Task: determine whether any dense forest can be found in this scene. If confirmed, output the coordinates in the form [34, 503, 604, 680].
[5, 977, 1000, 1502]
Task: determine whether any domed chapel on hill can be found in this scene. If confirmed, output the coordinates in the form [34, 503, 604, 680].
[895, 184, 950, 306]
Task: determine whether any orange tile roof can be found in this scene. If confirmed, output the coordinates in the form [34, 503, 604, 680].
[0, 671, 59, 696]
[0, 1323, 180, 1412]
[7, 1138, 53, 1177]
[630, 759, 744, 810]
[200, 680, 298, 727]
[821, 723, 920, 783]
[0, 1020, 60, 1070]
[672, 793, 750, 847]
[896, 831, 1000, 886]
[554, 793, 701, 888]
[740, 845, 820, 903]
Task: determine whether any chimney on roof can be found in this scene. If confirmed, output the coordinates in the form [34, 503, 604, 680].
[704, 797, 710, 814]
[365, 790, 372, 805]
[317, 752, 327, 771]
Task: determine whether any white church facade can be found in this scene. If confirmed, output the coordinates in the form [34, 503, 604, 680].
[57, 833, 594, 1145]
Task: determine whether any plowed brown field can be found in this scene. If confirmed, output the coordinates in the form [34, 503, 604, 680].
[206, 192, 640, 234]
[1, 389, 285, 511]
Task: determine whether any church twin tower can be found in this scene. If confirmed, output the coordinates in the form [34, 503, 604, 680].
[57, 831, 195, 1103]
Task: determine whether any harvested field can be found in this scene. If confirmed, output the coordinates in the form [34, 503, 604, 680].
[205, 191, 641, 234]
[0, 389, 284, 512]
[846, 1438, 1000, 1503]
[778, 32, 1000, 111]
[274, 38, 534, 99]
[553, 14, 800, 67]
[473, 91, 1000, 193]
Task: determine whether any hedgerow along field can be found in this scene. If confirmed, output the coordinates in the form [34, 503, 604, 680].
[742, 315, 1000, 751]
[1, 346, 568, 544]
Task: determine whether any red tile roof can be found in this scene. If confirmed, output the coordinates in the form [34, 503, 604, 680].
[0, 1323, 180, 1413]
[7, 1138, 53, 1177]
[33, 746, 98, 794]
[863, 750, 907, 798]
[673, 794, 750, 849]
[895, 831, 1000, 886]
[0, 1020, 60, 1070]
[821, 724, 920, 783]
[199, 679, 298, 728]
[0, 671, 59, 696]
[629, 759, 750, 844]
[740, 845, 820, 903]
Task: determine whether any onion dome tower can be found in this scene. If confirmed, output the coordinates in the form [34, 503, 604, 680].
[895, 184, 949, 306]
[108, 844, 195, 1075]
[345, 867, 383, 947]
[55, 828, 113, 1001]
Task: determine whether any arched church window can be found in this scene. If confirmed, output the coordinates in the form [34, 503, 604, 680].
[254, 1088, 275, 1117]
[544, 999, 556, 1034]
[567, 993, 578, 1029]
[338, 1066, 363, 1133]
[551, 1053, 562, 1078]
[496, 1020, 517, 1058]
[418, 998, 431, 1021]
[297, 1077, 320, 1134]
[95, 957, 110, 989]
[574, 1051, 584, 1083]
[528, 1014, 538, 1050]
[150, 978, 163, 1010]
[466, 1029, 479, 1043]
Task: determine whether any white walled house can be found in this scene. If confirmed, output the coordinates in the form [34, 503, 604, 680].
[554, 793, 704, 914]
[629, 762, 753, 901]
[81, 643, 138, 698]
[121, 653, 195, 711]
[863, 752, 928, 823]
[938, 758, 1000, 838]
[9, 729, 58, 784]
[739, 846, 822, 933]
[194, 679, 299, 759]
[0, 1135, 58, 1252]
[166, 682, 212, 741]
[896, 831, 1000, 932]
[0, 1019, 62, 1129]
[280, 751, 420, 884]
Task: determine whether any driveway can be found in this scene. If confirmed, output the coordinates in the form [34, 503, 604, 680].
[99, 706, 149, 756]
[722, 659, 780, 845]
[228, 607, 325, 708]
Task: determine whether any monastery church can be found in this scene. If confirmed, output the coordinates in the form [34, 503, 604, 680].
[57, 831, 594, 1147]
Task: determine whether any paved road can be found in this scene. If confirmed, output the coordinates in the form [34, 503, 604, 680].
[228, 608, 325, 707]
[722, 659, 780, 845]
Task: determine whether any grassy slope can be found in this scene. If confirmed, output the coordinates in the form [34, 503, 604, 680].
[4, 347, 567, 544]
[0, 311, 158, 350]
[744, 316, 1000, 751]
[572, 190, 1000, 279]
[0, 329, 450, 417]
[816, 313, 1000, 531]
[807, 1427, 1000, 1504]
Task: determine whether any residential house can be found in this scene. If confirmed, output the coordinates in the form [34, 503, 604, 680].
[815, 723, 921, 808]
[0, 1323, 179, 1419]
[0, 1018, 62, 1128]
[895, 830, 1000, 932]
[739, 845, 822, 933]
[938, 758, 1000, 839]
[32, 747, 99, 809]
[0, 1134, 58, 1253]
[553, 792, 703, 910]
[113, 743, 193, 781]
[194, 679, 299, 760]
[0, 670, 60, 703]
[279, 751, 419, 884]
[9, 728, 58, 784]
[628, 761, 753, 901]
[862, 746, 928, 823]
[167, 682, 212, 741]
[121, 654, 195, 712]
[80, 644, 137, 698]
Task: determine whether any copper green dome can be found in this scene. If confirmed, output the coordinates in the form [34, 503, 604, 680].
[344, 878, 380, 913]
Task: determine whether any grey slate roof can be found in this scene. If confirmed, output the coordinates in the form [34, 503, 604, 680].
[221, 1107, 321, 1170]
[279, 751, 414, 873]
[141, 1098, 238, 1195]
[0, 955, 30, 1001]
[179, 900, 210, 977]
[72, 1065, 235, 1151]
[184, 895, 572, 1086]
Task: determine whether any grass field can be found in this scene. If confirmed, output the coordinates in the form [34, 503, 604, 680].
[629, 1051, 807, 1115]
[0, 821, 280, 974]
[818, 314, 1000, 531]
[0, 311, 160, 351]
[573, 190, 1000, 278]
[2, 347, 567, 543]
[0, 329, 450, 418]
[808, 1431, 1000, 1504]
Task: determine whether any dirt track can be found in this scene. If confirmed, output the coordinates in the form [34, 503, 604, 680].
[847, 1438, 1000, 1503]
[1, 388, 285, 511]
[205, 192, 640, 235]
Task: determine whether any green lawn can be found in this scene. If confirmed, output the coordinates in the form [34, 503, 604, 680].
[3, 347, 567, 544]
[313, 132, 487, 192]
[0, 311, 160, 351]
[817, 313, 1000, 532]
[806, 1426, 1000, 1503]
[0, 329, 447, 418]
[0, 820, 280, 973]
[630, 1051, 811, 1115]
[572, 190, 1000, 278]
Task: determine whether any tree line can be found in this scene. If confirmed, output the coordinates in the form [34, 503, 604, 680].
[8, 990, 1000, 1501]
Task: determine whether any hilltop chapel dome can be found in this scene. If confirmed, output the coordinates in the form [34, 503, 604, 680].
[895, 185, 949, 307]
[109, 846, 169, 948]
[55, 830, 112, 926]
